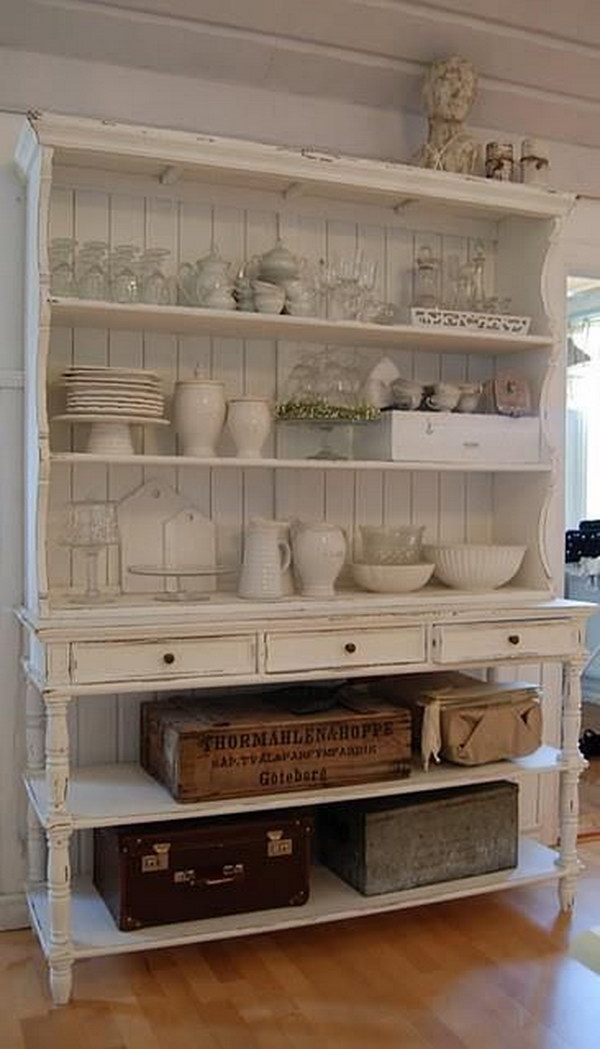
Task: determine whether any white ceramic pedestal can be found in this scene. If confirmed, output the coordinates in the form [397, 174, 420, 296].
[53, 415, 169, 455]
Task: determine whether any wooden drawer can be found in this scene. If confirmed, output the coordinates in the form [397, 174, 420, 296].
[70, 635, 257, 685]
[265, 625, 426, 674]
[432, 619, 579, 665]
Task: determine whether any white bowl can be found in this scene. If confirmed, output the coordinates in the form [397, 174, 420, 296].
[352, 562, 435, 593]
[424, 544, 526, 590]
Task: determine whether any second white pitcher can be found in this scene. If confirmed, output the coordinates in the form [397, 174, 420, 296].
[238, 519, 292, 600]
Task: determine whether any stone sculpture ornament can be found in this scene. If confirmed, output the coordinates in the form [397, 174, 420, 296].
[414, 55, 483, 176]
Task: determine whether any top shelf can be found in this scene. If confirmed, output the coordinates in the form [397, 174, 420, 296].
[50, 298, 553, 355]
[19, 113, 575, 223]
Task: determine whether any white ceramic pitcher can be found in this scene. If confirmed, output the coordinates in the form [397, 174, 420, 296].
[238, 519, 292, 600]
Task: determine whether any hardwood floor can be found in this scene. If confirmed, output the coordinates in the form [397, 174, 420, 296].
[3, 846, 600, 1049]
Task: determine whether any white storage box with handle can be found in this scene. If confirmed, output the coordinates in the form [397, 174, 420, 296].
[353, 411, 543, 465]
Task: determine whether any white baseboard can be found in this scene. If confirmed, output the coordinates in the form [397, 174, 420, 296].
[0, 892, 29, 931]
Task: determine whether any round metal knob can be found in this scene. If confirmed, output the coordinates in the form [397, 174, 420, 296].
[344, 642, 357, 654]
[163, 652, 176, 665]
[508, 634, 520, 646]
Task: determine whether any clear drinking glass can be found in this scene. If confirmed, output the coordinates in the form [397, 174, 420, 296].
[109, 245, 140, 303]
[76, 241, 109, 300]
[49, 238, 77, 297]
[61, 501, 120, 603]
[140, 247, 172, 305]
[413, 246, 440, 309]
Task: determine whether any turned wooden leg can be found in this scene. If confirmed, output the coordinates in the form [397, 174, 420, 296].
[25, 681, 46, 889]
[44, 694, 70, 814]
[558, 659, 586, 911]
[46, 823, 73, 1005]
[26, 680, 45, 773]
[44, 692, 74, 1003]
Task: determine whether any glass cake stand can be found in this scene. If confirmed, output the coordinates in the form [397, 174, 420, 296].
[128, 564, 234, 601]
[277, 417, 379, 460]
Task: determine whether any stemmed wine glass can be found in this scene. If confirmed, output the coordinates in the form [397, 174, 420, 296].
[61, 501, 120, 603]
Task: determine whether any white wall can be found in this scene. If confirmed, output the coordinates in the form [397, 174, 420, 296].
[2, 45, 600, 928]
[0, 112, 26, 929]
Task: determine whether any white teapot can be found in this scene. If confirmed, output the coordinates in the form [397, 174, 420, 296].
[258, 239, 300, 284]
[178, 247, 233, 307]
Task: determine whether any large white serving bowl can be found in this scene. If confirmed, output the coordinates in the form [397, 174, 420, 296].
[424, 544, 526, 590]
[351, 562, 435, 593]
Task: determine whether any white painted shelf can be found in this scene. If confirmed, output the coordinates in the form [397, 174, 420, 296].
[35, 112, 574, 221]
[50, 451, 552, 473]
[27, 839, 563, 960]
[24, 747, 562, 830]
[50, 298, 553, 354]
[38, 588, 557, 632]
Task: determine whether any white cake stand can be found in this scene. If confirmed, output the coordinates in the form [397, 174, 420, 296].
[53, 414, 169, 455]
[128, 564, 235, 602]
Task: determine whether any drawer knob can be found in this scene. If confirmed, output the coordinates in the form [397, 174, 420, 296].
[508, 634, 521, 646]
[163, 652, 176, 665]
[344, 642, 357, 654]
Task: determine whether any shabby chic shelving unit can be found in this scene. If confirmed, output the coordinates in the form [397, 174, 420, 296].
[15, 112, 594, 1004]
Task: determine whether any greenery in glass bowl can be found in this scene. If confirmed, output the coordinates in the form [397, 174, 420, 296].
[275, 399, 381, 422]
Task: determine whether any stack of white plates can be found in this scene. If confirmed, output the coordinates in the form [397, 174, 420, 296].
[62, 366, 164, 419]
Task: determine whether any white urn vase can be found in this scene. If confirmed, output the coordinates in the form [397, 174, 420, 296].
[291, 521, 346, 598]
[227, 397, 272, 458]
[173, 379, 226, 457]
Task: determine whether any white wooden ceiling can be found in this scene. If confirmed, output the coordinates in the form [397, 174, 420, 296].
[4, 0, 600, 147]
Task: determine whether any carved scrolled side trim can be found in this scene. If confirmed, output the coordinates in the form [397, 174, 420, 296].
[539, 206, 576, 480]
[537, 473, 557, 583]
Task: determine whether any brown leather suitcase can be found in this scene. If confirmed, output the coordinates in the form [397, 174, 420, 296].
[93, 811, 313, 931]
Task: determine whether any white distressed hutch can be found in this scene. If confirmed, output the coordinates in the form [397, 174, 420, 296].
[15, 112, 593, 1004]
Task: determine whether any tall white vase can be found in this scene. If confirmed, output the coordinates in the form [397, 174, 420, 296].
[173, 380, 226, 457]
[227, 398, 272, 458]
[291, 522, 346, 598]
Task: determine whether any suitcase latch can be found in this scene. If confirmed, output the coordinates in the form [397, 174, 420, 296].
[267, 829, 293, 857]
[141, 842, 171, 873]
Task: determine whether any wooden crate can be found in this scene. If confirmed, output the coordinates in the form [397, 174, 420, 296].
[318, 780, 518, 895]
[140, 690, 412, 802]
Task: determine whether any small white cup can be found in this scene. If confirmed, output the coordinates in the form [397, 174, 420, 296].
[424, 382, 461, 411]
[456, 382, 482, 413]
[391, 378, 423, 411]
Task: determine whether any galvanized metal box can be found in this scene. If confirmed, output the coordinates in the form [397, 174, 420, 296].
[317, 780, 518, 896]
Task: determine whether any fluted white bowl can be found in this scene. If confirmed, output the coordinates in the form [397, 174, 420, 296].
[424, 544, 526, 590]
[352, 562, 435, 593]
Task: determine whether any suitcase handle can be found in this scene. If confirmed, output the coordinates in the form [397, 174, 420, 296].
[201, 873, 243, 887]
[181, 862, 245, 888]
